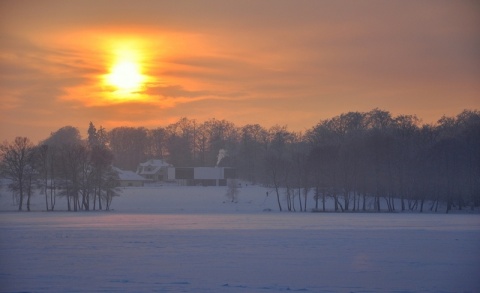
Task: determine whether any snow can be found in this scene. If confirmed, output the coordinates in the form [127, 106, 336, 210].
[138, 159, 171, 168]
[1, 185, 480, 292]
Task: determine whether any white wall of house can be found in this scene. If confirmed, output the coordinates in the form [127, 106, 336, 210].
[167, 167, 176, 181]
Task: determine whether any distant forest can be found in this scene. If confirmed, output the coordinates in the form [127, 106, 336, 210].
[1, 109, 479, 213]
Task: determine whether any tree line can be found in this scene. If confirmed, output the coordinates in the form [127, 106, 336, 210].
[1, 109, 479, 213]
[0, 123, 119, 211]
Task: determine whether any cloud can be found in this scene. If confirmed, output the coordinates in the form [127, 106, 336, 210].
[0, 35, 100, 100]
[143, 83, 247, 103]
[144, 84, 213, 99]
[0, 34, 105, 140]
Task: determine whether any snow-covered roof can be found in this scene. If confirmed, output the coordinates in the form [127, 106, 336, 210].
[113, 167, 146, 181]
[138, 159, 171, 168]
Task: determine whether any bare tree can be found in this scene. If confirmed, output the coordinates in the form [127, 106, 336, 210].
[265, 126, 296, 211]
[0, 137, 36, 211]
[35, 144, 50, 210]
[104, 167, 120, 210]
[238, 124, 269, 184]
[40, 126, 83, 211]
[225, 179, 240, 203]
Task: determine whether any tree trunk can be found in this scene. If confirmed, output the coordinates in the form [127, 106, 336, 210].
[344, 191, 349, 211]
[337, 199, 344, 212]
[351, 192, 355, 211]
[26, 177, 32, 211]
[50, 192, 56, 211]
[286, 187, 292, 212]
[322, 192, 326, 212]
[45, 187, 49, 211]
[18, 181, 24, 211]
[50, 182, 56, 211]
[93, 187, 97, 210]
[49, 169, 55, 211]
[362, 193, 366, 211]
[98, 192, 103, 210]
[105, 193, 109, 210]
[274, 184, 282, 212]
[73, 194, 78, 212]
[357, 193, 360, 211]
[298, 188, 303, 212]
[303, 188, 308, 212]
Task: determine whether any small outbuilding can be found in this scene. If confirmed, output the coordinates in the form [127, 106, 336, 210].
[114, 167, 146, 187]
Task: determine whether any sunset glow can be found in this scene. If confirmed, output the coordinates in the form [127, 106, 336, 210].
[1, 0, 479, 142]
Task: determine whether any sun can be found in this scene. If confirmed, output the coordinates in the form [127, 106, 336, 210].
[104, 46, 147, 95]
[107, 61, 144, 91]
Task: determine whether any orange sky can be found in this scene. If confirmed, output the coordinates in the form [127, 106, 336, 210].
[1, 0, 479, 143]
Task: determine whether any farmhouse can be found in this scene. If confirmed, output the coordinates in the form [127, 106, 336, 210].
[136, 159, 172, 182]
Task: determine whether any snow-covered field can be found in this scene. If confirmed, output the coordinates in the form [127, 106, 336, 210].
[1, 185, 480, 292]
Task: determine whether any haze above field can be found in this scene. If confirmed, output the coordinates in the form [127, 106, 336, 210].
[1, 0, 479, 143]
